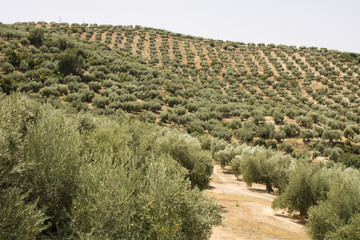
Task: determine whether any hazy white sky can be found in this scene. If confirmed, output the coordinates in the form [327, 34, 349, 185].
[1, 0, 359, 53]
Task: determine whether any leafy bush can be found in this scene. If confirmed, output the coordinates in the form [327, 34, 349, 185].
[281, 123, 300, 137]
[211, 126, 232, 142]
[273, 160, 328, 216]
[214, 144, 245, 167]
[139, 111, 156, 123]
[88, 81, 102, 92]
[338, 153, 360, 168]
[40, 86, 59, 97]
[0, 188, 49, 240]
[280, 142, 294, 153]
[0, 94, 221, 239]
[232, 146, 292, 192]
[92, 96, 109, 108]
[57, 48, 85, 76]
[306, 168, 360, 239]
[155, 129, 214, 190]
[1, 62, 15, 73]
[27, 28, 44, 47]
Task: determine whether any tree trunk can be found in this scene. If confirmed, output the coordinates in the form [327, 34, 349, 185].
[266, 182, 274, 192]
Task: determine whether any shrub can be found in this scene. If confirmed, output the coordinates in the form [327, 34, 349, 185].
[252, 111, 265, 125]
[211, 126, 232, 142]
[214, 144, 245, 167]
[72, 153, 221, 239]
[273, 130, 286, 142]
[22, 109, 82, 233]
[329, 147, 344, 162]
[255, 123, 275, 139]
[344, 126, 355, 139]
[64, 74, 81, 84]
[228, 119, 242, 130]
[338, 153, 360, 169]
[0, 94, 222, 239]
[1, 62, 14, 73]
[273, 111, 285, 124]
[0, 188, 49, 240]
[236, 146, 292, 192]
[57, 85, 69, 95]
[281, 123, 300, 137]
[306, 168, 360, 239]
[146, 100, 162, 112]
[88, 81, 102, 92]
[57, 48, 85, 76]
[139, 111, 156, 123]
[92, 96, 109, 109]
[253, 138, 266, 147]
[155, 129, 214, 190]
[300, 129, 315, 142]
[29, 81, 42, 93]
[27, 28, 44, 47]
[273, 160, 328, 216]
[280, 142, 294, 153]
[267, 140, 277, 150]
[40, 86, 59, 97]
[44, 77, 59, 86]
[322, 129, 341, 143]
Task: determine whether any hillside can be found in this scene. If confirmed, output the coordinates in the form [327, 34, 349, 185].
[2, 21, 360, 162]
[1, 22, 360, 240]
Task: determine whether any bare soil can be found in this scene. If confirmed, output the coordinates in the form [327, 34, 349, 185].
[204, 165, 309, 240]
[109, 31, 117, 48]
[100, 31, 107, 43]
[258, 50, 279, 76]
[178, 40, 188, 65]
[293, 53, 320, 76]
[79, 31, 87, 40]
[89, 31, 96, 42]
[168, 36, 175, 61]
[201, 42, 213, 68]
[131, 34, 140, 56]
[142, 32, 151, 60]
[189, 41, 201, 69]
[155, 34, 163, 66]
[118, 32, 126, 48]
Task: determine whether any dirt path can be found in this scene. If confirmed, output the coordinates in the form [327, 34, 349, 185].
[205, 165, 309, 240]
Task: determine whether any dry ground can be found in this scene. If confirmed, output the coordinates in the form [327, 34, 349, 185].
[204, 165, 309, 240]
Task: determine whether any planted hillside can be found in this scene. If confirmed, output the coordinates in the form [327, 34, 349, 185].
[2, 21, 360, 239]
[1, 22, 360, 162]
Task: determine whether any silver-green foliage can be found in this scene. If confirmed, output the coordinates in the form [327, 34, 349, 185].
[272, 160, 329, 216]
[155, 128, 214, 190]
[0, 93, 221, 239]
[0, 94, 49, 239]
[306, 167, 360, 240]
[231, 146, 292, 192]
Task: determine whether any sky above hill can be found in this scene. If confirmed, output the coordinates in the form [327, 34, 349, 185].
[2, 0, 360, 53]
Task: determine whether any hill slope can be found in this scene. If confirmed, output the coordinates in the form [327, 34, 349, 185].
[1, 21, 360, 161]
